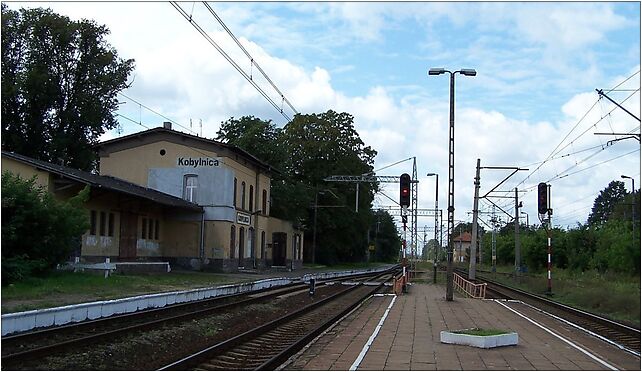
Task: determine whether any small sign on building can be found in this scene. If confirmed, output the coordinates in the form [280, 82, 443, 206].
[237, 212, 251, 225]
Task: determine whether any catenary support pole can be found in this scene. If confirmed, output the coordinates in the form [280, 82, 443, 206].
[514, 187, 521, 276]
[469, 159, 480, 280]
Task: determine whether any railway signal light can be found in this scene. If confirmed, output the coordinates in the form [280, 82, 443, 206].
[400, 173, 411, 207]
[537, 182, 549, 214]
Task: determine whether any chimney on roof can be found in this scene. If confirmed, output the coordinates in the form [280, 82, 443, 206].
[163, 121, 172, 130]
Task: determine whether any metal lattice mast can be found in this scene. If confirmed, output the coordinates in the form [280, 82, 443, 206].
[411, 157, 418, 262]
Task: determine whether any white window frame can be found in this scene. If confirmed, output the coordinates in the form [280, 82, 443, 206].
[183, 174, 198, 202]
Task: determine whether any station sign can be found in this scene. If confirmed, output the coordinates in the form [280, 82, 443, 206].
[237, 212, 251, 225]
[177, 156, 222, 168]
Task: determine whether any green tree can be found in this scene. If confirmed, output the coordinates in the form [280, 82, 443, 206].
[1, 5, 135, 171]
[587, 180, 627, 226]
[371, 209, 401, 262]
[281, 111, 378, 264]
[2, 172, 89, 284]
[216, 116, 285, 166]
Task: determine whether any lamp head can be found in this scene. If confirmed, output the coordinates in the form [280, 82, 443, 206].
[427, 173, 436, 176]
[460, 69, 477, 76]
[621, 175, 631, 179]
[428, 68, 445, 76]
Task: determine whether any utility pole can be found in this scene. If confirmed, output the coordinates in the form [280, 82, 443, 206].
[491, 205, 497, 273]
[469, 159, 481, 280]
[514, 187, 521, 276]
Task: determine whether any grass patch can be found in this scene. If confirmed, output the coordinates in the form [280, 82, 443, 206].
[1, 270, 255, 314]
[475, 264, 640, 327]
[452, 328, 510, 336]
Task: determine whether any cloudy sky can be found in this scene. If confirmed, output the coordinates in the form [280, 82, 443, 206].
[9, 2, 641, 233]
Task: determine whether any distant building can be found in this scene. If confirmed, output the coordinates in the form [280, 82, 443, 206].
[452, 231, 471, 263]
[2, 124, 304, 272]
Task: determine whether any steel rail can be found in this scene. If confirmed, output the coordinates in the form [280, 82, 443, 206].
[1, 269, 394, 367]
[455, 268, 640, 353]
[158, 270, 397, 370]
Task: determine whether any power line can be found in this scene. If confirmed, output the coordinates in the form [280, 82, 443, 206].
[203, 2, 298, 116]
[118, 92, 198, 136]
[514, 71, 640, 190]
[170, 2, 293, 122]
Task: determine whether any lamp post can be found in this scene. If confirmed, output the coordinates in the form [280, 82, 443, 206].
[521, 211, 529, 228]
[621, 175, 635, 228]
[427, 173, 439, 283]
[429, 67, 476, 301]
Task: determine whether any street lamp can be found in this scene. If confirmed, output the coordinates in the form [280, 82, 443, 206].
[621, 175, 635, 227]
[521, 211, 529, 228]
[427, 173, 439, 283]
[428, 67, 476, 301]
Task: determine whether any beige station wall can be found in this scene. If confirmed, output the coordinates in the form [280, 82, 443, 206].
[1, 157, 52, 191]
[99, 141, 219, 186]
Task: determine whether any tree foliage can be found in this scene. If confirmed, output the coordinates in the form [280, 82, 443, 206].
[587, 180, 627, 226]
[371, 210, 401, 262]
[214, 111, 385, 264]
[480, 180, 640, 275]
[2, 172, 90, 284]
[1, 5, 135, 171]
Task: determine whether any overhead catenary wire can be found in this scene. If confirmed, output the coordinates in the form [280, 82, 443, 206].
[203, 2, 298, 116]
[514, 71, 640, 190]
[118, 92, 199, 136]
[170, 1, 292, 122]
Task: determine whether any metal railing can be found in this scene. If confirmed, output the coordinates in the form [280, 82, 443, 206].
[453, 272, 487, 299]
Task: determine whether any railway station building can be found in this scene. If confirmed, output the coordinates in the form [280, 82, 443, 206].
[1, 123, 304, 272]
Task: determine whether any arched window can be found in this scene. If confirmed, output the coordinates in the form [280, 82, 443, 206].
[262, 189, 267, 215]
[260, 231, 266, 259]
[230, 225, 236, 259]
[233, 178, 237, 207]
[249, 185, 254, 212]
[241, 181, 246, 210]
[239, 227, 245, 260]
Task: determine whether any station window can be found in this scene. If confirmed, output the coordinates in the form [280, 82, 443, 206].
[148, 218, 154, 240]
[183, 175, 198, 202]
[142, 218, 147, 239]
[241, 181, 246, 210]
[108, 213, 115, 237]
[262, 190, 267, 215]
[99, 211, 106, 236]
[233, 178, 237, 207]
[90, 210, 97, 235]
[230, 225, 236, 259]
[155, 220, 160, 240]
[249, 185, 254, 212]
[261, 231, 266, 259]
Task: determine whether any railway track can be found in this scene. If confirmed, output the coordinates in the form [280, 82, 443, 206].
[2, 268, 398, 369]
[455, 268, 641, 354]
[159, 270, 398, 370]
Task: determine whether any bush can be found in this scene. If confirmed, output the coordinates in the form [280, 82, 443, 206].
[1, 172, 89, 284]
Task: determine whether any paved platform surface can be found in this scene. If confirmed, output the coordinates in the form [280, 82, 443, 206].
[283, 283, 640, 371]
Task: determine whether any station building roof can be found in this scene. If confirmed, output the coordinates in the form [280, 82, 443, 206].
[95, 126, 278, 175]
[2, 151, 202, 212]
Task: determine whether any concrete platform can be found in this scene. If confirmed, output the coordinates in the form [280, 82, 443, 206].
[283, 283, 640, 371]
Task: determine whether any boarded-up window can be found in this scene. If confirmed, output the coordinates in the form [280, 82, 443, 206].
[99, 211, 106, 236]
[230, 225, 236, 259]
[90, 210, 97, 235]
[241, 181, 246, 210]
[155, 220, 160, 240]
[233, 178, 237, 207]
[108, 213, 115, 237]
[148, 218, 154, 240]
